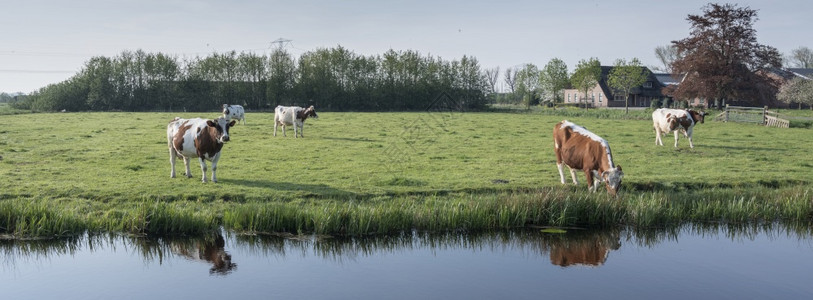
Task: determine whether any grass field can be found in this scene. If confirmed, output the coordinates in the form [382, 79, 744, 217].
[2, 108, 812, 237]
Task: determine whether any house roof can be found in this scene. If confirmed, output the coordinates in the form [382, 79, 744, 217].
[787, 68, 813, 79]
[598, 66, 665, 98]
[653, 73, 682, 85]
[761, 68, 813, 81]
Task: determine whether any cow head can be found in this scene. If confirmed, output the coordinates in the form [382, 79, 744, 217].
[665, 113, 680, 131]
[601, 165, 623, 196]
[297, 105, 319, 120]
[305, 105, 318, 119]
[693, 110, 706, 124]
[222, 104, 231, 116]
[206, 118, 236, 143]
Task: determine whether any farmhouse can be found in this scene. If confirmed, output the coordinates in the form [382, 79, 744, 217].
[563, 66, 813, 109]
[562, 66, 672, 108]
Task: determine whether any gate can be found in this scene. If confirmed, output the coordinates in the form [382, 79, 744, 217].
[719, 105, 790, 128]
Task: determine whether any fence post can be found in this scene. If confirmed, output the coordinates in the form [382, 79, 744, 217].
[725, 104, 729, 122]
[762, 106, 768, 125]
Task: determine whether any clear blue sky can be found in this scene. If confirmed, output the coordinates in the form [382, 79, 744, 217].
[2, 0, 810, 93]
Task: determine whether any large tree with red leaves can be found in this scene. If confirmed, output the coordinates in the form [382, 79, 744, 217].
[669, 3, 782, 108]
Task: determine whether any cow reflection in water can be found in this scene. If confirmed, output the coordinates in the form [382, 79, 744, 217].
[171, 234, 237, 275]
[546, 230, 621, 267]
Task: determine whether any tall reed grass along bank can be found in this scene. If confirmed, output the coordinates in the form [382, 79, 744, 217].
[0, 198, 86, 237]
[3, 187, 811, 239]
[221, 186, 813, 236]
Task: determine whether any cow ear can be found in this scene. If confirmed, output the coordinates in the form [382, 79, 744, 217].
[616, 165, 622, 171]
[229, 120, 236, 127]
[207, 120, 216, 127]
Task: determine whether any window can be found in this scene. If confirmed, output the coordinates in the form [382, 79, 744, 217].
[598, 94, 602, 102]
[614, 95, 625, 101]
[567, 93, 571, 102]
[643, 81, 653, 88]
[591, 93, 595, 102]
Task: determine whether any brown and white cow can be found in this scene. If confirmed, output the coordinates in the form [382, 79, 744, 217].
[652, 108, 706, 148]
[273, 105, 318, 138]
[167, 117, 236, 183]
[553, 120, 624, 196]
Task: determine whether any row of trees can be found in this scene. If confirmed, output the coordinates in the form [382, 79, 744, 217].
[14, 47, 489, 112]
[496, 58, 570, 108]
[11, 4, 811, 113]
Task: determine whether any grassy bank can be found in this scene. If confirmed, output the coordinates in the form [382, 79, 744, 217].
[2, 109, 812, 237]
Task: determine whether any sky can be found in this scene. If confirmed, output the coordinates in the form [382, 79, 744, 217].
[2, 0, 811, 94]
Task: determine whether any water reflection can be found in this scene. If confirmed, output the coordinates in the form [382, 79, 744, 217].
[231, 229, 623, 268]
[545, 229, 620, 267]
[2, 223, 812, 274]
[170, 234, 237, 275]
[127, 233, 237, 275]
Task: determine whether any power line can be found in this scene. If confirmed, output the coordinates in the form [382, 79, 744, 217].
[0, 69, 75, 74]
[0, 50, 91, 57]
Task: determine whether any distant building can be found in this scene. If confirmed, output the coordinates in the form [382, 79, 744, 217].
[562, 66, 813, 109]
[754, 68, 813, 109]
[562, 66, 672, 108]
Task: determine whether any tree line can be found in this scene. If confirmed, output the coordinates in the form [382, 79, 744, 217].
[10, 4, 812, 113]
[12, 47, 489, 112]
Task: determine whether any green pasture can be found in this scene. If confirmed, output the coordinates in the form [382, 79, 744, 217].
[1, 109, 812, 237]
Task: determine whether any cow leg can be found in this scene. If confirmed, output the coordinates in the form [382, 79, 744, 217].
[273, 123, 278, 137]
[300, 123, 304, 138]
[654, 127, 662, 146]
[687, 129, 694, 148]
[282, 125, 287, 137]
[183, 157, 193, 178]
[673, 131, 680, 148]
[557, 163, 565, 184]
[294, 123, 299, 138]
[591, 170, 602, 190]
[169, 149, 177, 178]
[569, 167, 579, 185]
[585, 170, 596, 192]
[210, 152, 221, 183]
[198, 158, 208, 183]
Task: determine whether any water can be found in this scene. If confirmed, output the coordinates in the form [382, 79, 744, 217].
[2, 225, 812, 299]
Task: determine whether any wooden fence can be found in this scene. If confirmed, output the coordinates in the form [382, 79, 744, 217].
[718, 105, 790, 128]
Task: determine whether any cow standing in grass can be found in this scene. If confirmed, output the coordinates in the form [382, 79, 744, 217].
[167, 117, 236, 183]
[222, 104, 246, 125]
[274, 105, 318, 138]
[553, 120, 624, 196]
[652, 108, 706, 148]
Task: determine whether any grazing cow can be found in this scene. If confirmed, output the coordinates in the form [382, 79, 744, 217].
[652, 108, 706, 148]
[222, 104, 246, 125]
[553, 120, 624, 196]
[167, 117, 236, 183]
[273, 105, 318, 138]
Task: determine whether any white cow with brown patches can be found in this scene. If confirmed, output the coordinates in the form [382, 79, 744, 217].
[167, 117, 236, 183]
[652, 108, 706, 148]
[273, 105, 318, 138]
[553, 120, 624, 196]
